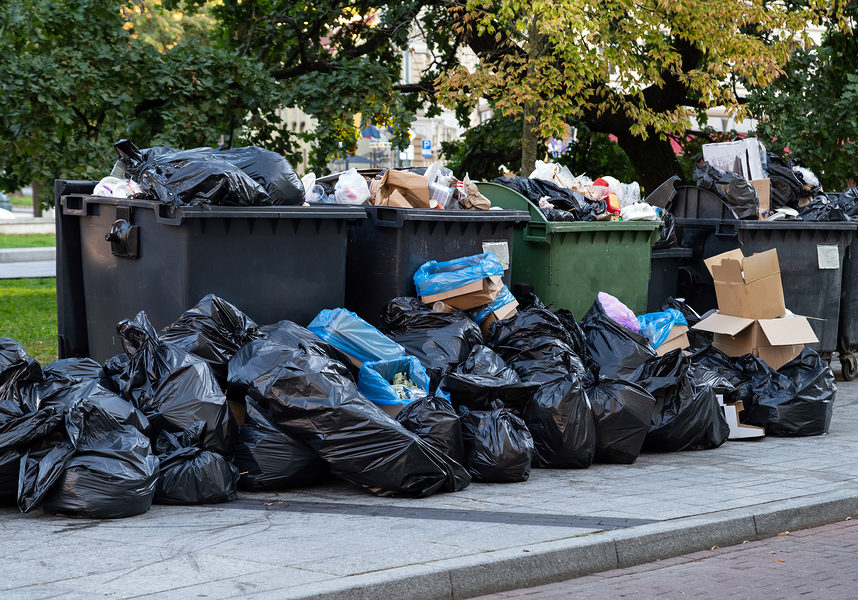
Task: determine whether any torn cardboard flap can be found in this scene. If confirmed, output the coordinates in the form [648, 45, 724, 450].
[705, 248, 780, 284]
[480, 298, 518, 338]
[757, 317, 818, 346]
[693, 313, 754, 336]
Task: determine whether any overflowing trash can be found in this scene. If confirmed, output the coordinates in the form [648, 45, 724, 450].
[2, 227, 840, 518]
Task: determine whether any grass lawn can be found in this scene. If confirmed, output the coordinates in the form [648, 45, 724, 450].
[9, 194, 31, 208]
[0, 233, 56, 248]
[0, 278, 58, 364]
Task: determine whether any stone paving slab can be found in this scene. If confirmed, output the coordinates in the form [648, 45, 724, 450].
[0, 381, 855, 599]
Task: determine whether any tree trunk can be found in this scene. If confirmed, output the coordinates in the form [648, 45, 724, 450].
[521, 107, 537, 177]
[31, 181, 41, 218]
[614, 132, 684, 195]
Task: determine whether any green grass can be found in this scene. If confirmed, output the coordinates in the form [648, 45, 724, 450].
[0, 278, 58, 364]
[0, 233, 56, 248]
[9, 194, 31, 207]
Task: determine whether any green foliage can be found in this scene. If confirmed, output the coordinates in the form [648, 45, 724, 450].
[554, 123, 636, 183]
[0, 278, 58, 365]
[0, 0, 287, 205]
[749, 5, 858, 190]
[441, 115, 522, 180]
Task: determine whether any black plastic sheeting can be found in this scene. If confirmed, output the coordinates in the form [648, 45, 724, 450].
[581, 299, 655, 379]
[382, 298, 483, 380]
[240, 347, 471, 497]
[258, 320, 360, 380]
[493, 176, 605, 221]
[19, 401, 158, 518]
[587, 379, 656, 464]
[233, 399, 329, 491]
[524, 374, 596, 468]
[458, 405, 533, 483]
[154, 421, 239, 505]
[693, 161, 759, 220]
[634, 350, 729, 452]
[160, 294, 261, 384]
[116, 312, 235, 455]
[1, 338, 42, 418]
[396, 395, 466, 465]
[115, 139, 305, 207]
[443, 346, 539, 415]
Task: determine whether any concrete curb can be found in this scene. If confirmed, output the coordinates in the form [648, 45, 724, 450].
[0, 247, 55, 263]
[265, 489, 858, 600]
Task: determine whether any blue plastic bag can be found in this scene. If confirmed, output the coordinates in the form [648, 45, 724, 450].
[637, 309, 688, 349]
[308, 309, 405, 364]
[358, 357, 449, 407]
[413, 253, 505, 297]
[469, 286, 516, 324]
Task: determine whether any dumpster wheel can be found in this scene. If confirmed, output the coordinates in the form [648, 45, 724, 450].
[841, 353, 856, 381]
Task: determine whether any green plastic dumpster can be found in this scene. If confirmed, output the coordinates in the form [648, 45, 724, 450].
[477, 182, 661, 317]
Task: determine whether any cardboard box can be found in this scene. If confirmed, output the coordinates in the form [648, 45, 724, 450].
[750, 178, 770, 218]
[479, 298, 519, 338]
[656, 324, 689, 356]
[371, 170, 432, 208]
[704, 248, 786, 319]
[420, 275, 503, 310]
[693, 312, 818, 370]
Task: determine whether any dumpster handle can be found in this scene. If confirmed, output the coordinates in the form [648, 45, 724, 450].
[370, 207, 407, 228]
[153, 203, 185, 226]
[523, 223, 548, 242]
[61, 195, 88, 216]
[715, 222, 738, 238]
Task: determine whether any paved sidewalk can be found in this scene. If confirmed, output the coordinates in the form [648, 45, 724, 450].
[473, 519, 858, 599]
[0, 380, 856, 600]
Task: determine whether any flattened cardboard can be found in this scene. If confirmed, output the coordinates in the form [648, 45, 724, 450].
[724, 402, 765, 440]
[480, 299, 519, 338]
[420, 275, 503, 310]
[757, 318, 818, 346]
[751, 178, 770, 218]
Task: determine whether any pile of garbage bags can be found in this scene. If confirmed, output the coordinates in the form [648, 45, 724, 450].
[1, 278, 836, 519]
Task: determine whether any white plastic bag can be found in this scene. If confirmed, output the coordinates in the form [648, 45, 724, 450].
[334, 169, 370, 205]
[620, 202, 658, 221]
[93, 176, 142, 198]
[301, 172, 316, 194]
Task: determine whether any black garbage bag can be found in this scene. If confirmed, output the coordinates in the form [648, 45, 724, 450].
[581, 299, 655, 379]
[653, 211, 678, 249]
[510, 285, 545, 311]
[693, 161, 759, 220]
[486, 309, 586, 383]
[525, 374, 596, 469]
[690, 345, 756, 405]
[19, 400, 159, 518]
[494, 176, 605, 221]
[381, 298, 483, 379]
[797, 197, 849, 222]
[0, 406, 65, 501]
[587, 379, 656, 464]
[234, 399, 329, 491]
[159, 294, 261, 384]
[660, 297, 711, 351]
[553, 309, 588, 360]
[116, 312, 235, 455]
[839, 188, 858, 217]
[217, 146, 305, 205]
[458, 405, 533, 483]
[443, 346, 539, 415]
[0, 338, 41, 419]
[154, 421, 239, 505]
[396, 395, 465, 464]
[743, 348, 836, 436]
[635, 350, 729, 452]
[258, 320, 359, 380]
[245, 349, 470, 497]
[766, 155, 804, 209]
[541, 207, 579, 221]
[115, 139, 270, 207]
[689, 363, 739, 405]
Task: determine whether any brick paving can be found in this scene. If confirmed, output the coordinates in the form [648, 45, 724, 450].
[471, 519, 858, 600]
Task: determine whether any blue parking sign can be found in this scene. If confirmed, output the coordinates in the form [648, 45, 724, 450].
[421, 139, 432, 157]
